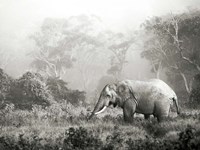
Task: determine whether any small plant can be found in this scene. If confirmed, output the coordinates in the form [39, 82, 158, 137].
[144, 122, 169, 138]
[103, 126, 125, 150]
[63, 127, 102, 150]
[177, 125, 200, 150]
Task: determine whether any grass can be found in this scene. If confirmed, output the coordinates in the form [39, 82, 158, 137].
[0, 103, 200, 149]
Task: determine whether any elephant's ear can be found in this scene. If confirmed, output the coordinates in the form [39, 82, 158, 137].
[117, 84, 126, 94]
[117, 83, 138, 102]
[117, 83, 131, 99]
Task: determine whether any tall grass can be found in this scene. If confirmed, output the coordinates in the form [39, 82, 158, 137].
[0, 103, 200, 149]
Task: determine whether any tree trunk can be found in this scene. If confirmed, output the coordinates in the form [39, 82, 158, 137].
[179, 71, 190, 94]
[156, 62, 162, 79]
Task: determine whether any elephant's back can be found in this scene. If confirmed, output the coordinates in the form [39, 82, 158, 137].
[120, 79, 176, 99]
[148, 79, 176, 99]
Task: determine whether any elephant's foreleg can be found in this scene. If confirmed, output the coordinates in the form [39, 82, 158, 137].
[123, 99, 136, 123]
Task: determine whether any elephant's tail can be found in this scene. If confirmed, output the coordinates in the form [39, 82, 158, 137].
[172, 97, 180, 115]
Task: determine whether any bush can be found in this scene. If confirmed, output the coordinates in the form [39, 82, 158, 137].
[67, 90, 86, 106]
[63, 127, 102, 150]
[126, 125, 200, 150]
[47, 77, 86, 105]
[47, 77, 69, 101]
[0, 134, 61, 150]
[0, 124, 199, 150]
[177, 125, 200, 150]
[189, 74, 200, 105]
[9, 71, 53, 109]
[0, 68, 13, 105]
[103, 126, 125, 150]
[0, 69, 86, 109]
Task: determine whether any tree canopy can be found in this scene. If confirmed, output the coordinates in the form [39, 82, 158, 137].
[141, 9, 200, 95]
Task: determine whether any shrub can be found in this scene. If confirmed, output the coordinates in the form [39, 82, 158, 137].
[0, 69, 86, 109]
[67, 90, 86, 106]
[177, 125, 200, 150]
[46, 77, 69, 101]
[63, 127, 102, 150]
[0, 124, 199, 150]
[126, 125, 200, 150]
[0, 68, 13, 105]
[47, 77, 86, 105]
[103, 126, 125, 150]
[145, 122, 169, 138]
[189, 74, 200, 106]
[0, 134, 61, 150]
[9, 71, 53, 109]
[0, 103, 15, 126]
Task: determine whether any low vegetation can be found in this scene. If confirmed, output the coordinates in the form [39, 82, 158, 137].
[0, 102, 199, 149]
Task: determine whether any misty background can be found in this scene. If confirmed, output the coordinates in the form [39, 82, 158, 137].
[0, 0, 200, 100]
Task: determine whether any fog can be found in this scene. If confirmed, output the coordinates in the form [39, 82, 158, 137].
[0, 0, 200, 92]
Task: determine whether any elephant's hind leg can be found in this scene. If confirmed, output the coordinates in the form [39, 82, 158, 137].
[157, 114, 168, 122]
[155, 99, 170, 123]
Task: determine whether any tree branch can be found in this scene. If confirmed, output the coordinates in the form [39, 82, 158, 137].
[164, 15, 200, 72]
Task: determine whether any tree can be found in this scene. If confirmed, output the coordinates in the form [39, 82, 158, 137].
[30, 15, 103, 92]
[106, 32, 134, 80]
[141, 9, 200, 95]
[0, 68, 13, 104]
[30, 18, 74, 78]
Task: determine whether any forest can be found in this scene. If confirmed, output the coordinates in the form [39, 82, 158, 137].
[0, 7, 200, 150]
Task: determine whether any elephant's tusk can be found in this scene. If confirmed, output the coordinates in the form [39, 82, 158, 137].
[95, 106, 107, 115]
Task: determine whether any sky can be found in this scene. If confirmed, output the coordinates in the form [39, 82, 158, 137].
[1, 0, 199, 33]
[1, 0, 200, 33]
[0, 0, 200, 90]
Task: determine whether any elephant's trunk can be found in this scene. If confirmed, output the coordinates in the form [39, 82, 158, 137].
[88, 96, 107, 120]
[173, 97, 180, 115]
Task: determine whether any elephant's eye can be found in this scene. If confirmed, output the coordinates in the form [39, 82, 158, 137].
[106, 94, 111, 98]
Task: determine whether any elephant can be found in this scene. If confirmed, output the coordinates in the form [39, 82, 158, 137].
[89, 79, 180, 122]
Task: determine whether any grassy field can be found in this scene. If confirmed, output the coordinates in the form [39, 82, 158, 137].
[0, 102, 200, 150]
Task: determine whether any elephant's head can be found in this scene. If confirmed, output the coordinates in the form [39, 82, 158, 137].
[88, 82, 135, 119]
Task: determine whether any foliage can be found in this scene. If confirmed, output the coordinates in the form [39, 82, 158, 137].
[0, 134, 61, 150]
[0, 68, 13, 104]
[67, 90, 86, 106]
[63, 127, 102, 150]
[0, 68, 86, 109]
[0, 101, 200, 149]
[30, 15, 102, 78]
[30, 18, 74, 78]
[141, 9, 200, 95]
[46, 77, 69, 101]
[126, 125, 200, 150]
[103, 126, 125, 150]
[189, 73, 200, 105]
[47, 77, 86, 105]
[0, 123, 199, 150]
[9, 71, 53, 109]
[106, 33, 134, 80]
